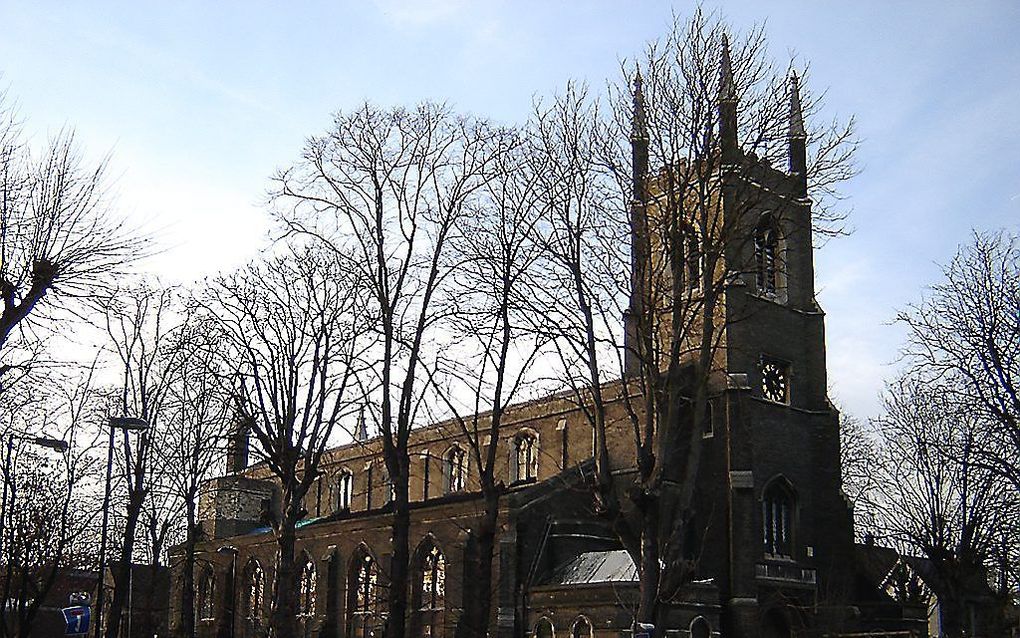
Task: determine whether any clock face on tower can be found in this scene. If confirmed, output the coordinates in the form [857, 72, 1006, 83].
[760, 359, 789, 403]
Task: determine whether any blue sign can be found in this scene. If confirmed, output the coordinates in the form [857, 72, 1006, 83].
[635, 622, 655, 638]
[62, 605, 90, 636]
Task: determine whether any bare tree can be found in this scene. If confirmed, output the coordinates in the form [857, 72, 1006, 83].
[100, 283, 179, 638]
[525, 10, 857, 628]
[0, 89, 145, 392]
[838, 410, 880, 538]
[898, 230, 1020, 492]
[419, 127, 549, 638]
[153, 311, 231, 638]
[270, 103, 498, 638]
[864, 377, 1019, 637]
[199, 246, 370, 638]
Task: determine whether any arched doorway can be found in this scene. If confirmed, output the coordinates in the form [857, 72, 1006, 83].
[761, 608, 791, 638]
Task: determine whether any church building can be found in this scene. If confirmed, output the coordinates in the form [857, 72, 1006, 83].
[174, 38, 925, 638]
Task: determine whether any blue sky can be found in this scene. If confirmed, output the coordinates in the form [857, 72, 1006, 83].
[2, 1, 1017, 420]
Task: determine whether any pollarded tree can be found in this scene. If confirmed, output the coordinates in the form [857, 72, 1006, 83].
[269, 103, 500, 638]
[0, 89, 145, 392]
[199, 245, 372, 638]
[526, 10, 858, 628]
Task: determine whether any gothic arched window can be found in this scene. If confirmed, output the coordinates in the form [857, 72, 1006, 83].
[334, 470, 354, 512]
[763, 479, 796, 557]
[682, 224, 702, 291]
[702, 400, 715, 438]
[348, 548, 379, 638]
[755, 215, 779, 294]
[443, 447, 466, 494]
[385, 472, 395, 504]
[197, 566, 215, 621]
[416, 542, 446, 638]
[534, 617, 555, 638]
[690, 616, 711, 638]
[571, 616, 593, 638]
[298, 554, 317, 617]
[240, 559, 265, 624]
[511, 431, 538, 483]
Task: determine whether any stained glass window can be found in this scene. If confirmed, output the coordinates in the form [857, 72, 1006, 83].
[419, 545, 445, 638]
[242, 559, 264, 622]
[298, 556, 316, 617]
[198, 567, 215, 620]
[349, 551, 378, 638]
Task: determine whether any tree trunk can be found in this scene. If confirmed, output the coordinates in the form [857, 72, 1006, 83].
[270, 521, 299, 638]
[106, 489, 144, 638]
[636, 503, 660, 629]
[938, 590, 967, 638]
[384, 464, 410, 638]
[179, 496, 198, 638]
[455, 490, 500, 638]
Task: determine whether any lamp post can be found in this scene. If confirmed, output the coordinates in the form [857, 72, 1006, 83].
[0, 434, 69, 555]
[217, 545, 239, 638]
[0, 433, 69, 633]
[93, 416, 149, 638]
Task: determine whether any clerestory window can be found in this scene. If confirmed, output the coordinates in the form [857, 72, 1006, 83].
[511, 431, 538, 483]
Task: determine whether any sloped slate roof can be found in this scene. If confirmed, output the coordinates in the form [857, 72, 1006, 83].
[544, 549, 638, 585]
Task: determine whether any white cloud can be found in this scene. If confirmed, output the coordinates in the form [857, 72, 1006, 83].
[372, 0, 474, 27]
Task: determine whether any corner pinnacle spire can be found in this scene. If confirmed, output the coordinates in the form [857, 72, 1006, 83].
[631, 69, 648, 142]
[719, 33, 736, 103]
[789, 70, 806, 139]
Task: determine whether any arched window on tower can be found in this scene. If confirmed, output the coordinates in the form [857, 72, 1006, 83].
[681, 224, 702, 291]
[443, 446, 466, 494]
[240, 558, 265, 628]
[755, 215, 780, 295]
[511, 431, 538, 484]
[197, 566, 215, 621]
[334, 469, 354, 512]
[762, 479, 796, 558]
[414, 540, 446, 638]
[348, 547, 379, 638]
[298, 554, 317, 617]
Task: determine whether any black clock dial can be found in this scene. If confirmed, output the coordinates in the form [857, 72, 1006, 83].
[761, 360, 788, 403]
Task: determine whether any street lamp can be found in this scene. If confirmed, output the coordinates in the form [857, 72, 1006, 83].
[93, 416, 150, 638]
[0, 433, 70, 577]
[217, 545, 239, 638]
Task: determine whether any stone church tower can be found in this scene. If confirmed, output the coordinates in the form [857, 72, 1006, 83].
[617, 35, 859, 636]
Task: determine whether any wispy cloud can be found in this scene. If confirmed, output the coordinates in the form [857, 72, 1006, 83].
[371, 0, 473, 28]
